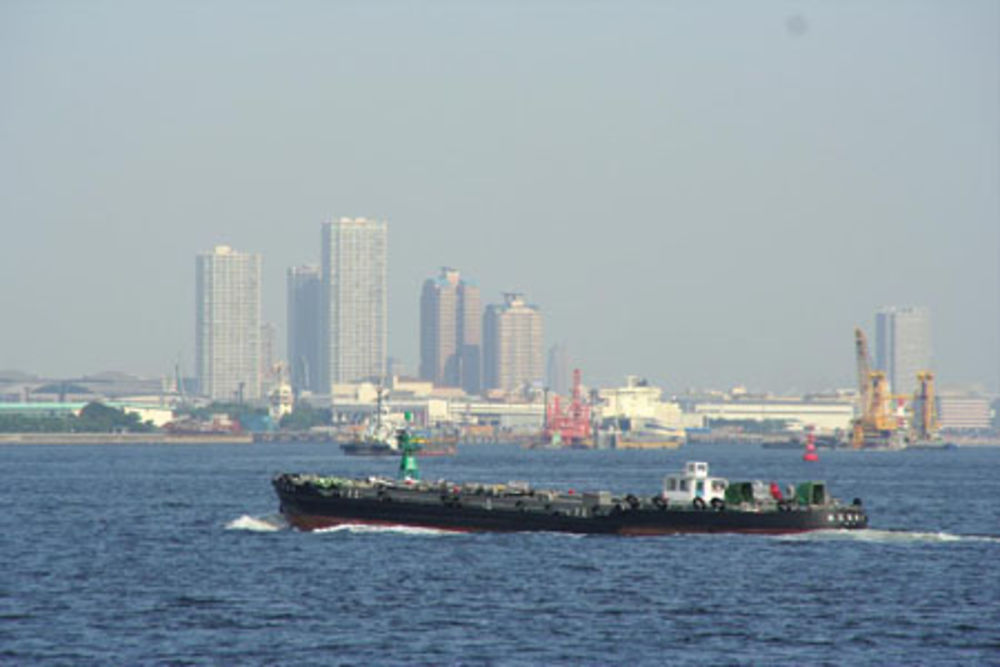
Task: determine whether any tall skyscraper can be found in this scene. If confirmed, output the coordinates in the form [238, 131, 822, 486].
[287, 265, 322, 394]
[321, 217, 387, 389]
[260, 321, 276, 390]
[483, 293, 544, 392]
[547, 342, 570, 396]
[875, 306, 931, 396]
[195, 245, 262, 401]
[419, 267, 482, 394]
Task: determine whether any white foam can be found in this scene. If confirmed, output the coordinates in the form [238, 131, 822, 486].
[225, 514, 288, 532]
[313, 523, 458, 537]
[780, 528, 1000, 544]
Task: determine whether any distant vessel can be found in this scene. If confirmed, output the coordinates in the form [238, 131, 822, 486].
[608, 417, 685, 450]
[274, 438, 869, 535]
[340, 389, 455, 457]
[536, 373, 686, 450]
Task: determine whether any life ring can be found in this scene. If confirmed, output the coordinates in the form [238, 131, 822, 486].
[692, 497, 707, 510]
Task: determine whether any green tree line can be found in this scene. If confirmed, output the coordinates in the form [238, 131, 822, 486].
[0, 402, 154, 433]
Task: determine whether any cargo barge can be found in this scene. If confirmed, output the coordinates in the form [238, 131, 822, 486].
[273, 433, 868, 535]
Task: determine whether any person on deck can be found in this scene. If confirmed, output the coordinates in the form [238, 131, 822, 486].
[769, 482, 783, 501]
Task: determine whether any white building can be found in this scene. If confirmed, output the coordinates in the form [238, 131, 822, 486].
[684, 395, 855, 434]
[876, 306, 931, 396]
[321, 218, 388, 389]
[195, 245, 262, 401]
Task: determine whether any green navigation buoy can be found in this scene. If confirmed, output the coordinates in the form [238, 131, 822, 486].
[397, 428, 420, 481]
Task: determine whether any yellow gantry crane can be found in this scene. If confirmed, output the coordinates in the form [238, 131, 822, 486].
[851, 328, 897, 448]
[851, 327, 940, 448]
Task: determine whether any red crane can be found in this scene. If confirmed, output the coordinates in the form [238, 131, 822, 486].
[544, 369, 592, 447]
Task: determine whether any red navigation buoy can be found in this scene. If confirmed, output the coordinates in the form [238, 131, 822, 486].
[803, 427, 819, 462]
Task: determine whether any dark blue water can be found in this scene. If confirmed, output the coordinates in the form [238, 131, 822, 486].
[2, 443, 999, 665]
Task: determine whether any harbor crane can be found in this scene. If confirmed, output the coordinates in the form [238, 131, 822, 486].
[851, 328, 897, 448]
[851, 328, 940, 448]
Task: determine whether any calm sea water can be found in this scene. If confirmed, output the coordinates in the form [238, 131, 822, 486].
[2, 442, 999, 665]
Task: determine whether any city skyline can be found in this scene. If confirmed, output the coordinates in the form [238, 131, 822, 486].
[1, 3, 997, 393]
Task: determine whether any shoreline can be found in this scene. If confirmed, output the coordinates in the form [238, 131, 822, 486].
[0, 433, 254, 445]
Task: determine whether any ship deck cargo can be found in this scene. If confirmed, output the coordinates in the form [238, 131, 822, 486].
[273, 461, 868, 536]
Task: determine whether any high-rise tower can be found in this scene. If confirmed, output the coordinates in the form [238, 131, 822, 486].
[483, 293, 544, 393]
[419, 267, 482, 394]
[546, 342, 570, 396]
[195, 245, 262, 401]
[287, 265, 322, 394]
[875, 306, 931, 396]
[321, 217, 387, 389]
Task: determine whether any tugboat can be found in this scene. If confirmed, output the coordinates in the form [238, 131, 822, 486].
[340, 390, 456, 457]
[274, 433, 869, 535]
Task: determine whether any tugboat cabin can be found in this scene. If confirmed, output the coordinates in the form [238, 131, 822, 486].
[662, 461, 728, 508]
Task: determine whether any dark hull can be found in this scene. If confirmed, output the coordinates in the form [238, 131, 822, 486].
[340, 443, 456, 457]
[274, 484, 868, 536]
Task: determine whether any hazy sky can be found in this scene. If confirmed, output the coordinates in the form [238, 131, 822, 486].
[1, 1, 997, 393]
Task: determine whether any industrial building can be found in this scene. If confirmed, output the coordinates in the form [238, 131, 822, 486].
[937, 394, 993, 432]
[679, 393, 855, 434]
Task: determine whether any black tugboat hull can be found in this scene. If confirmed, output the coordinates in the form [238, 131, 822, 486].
[273, 482, 868, 536]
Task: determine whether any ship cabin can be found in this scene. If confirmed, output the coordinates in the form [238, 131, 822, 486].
[662, 461, 728, 507]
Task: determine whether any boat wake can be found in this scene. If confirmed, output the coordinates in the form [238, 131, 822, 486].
[225, 514, 289, 532]
[314, 523, 459, 537]
[780, 528, 1000, 544]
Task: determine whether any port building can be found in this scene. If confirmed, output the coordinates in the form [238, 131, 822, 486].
[321, 218, 387, 389]
[195, 245, 262, 401]
[419, 267, 482, 395]
[678, 392, 856, 434]
[937, 393, 993, 432]
[483, 293, 544, 393]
